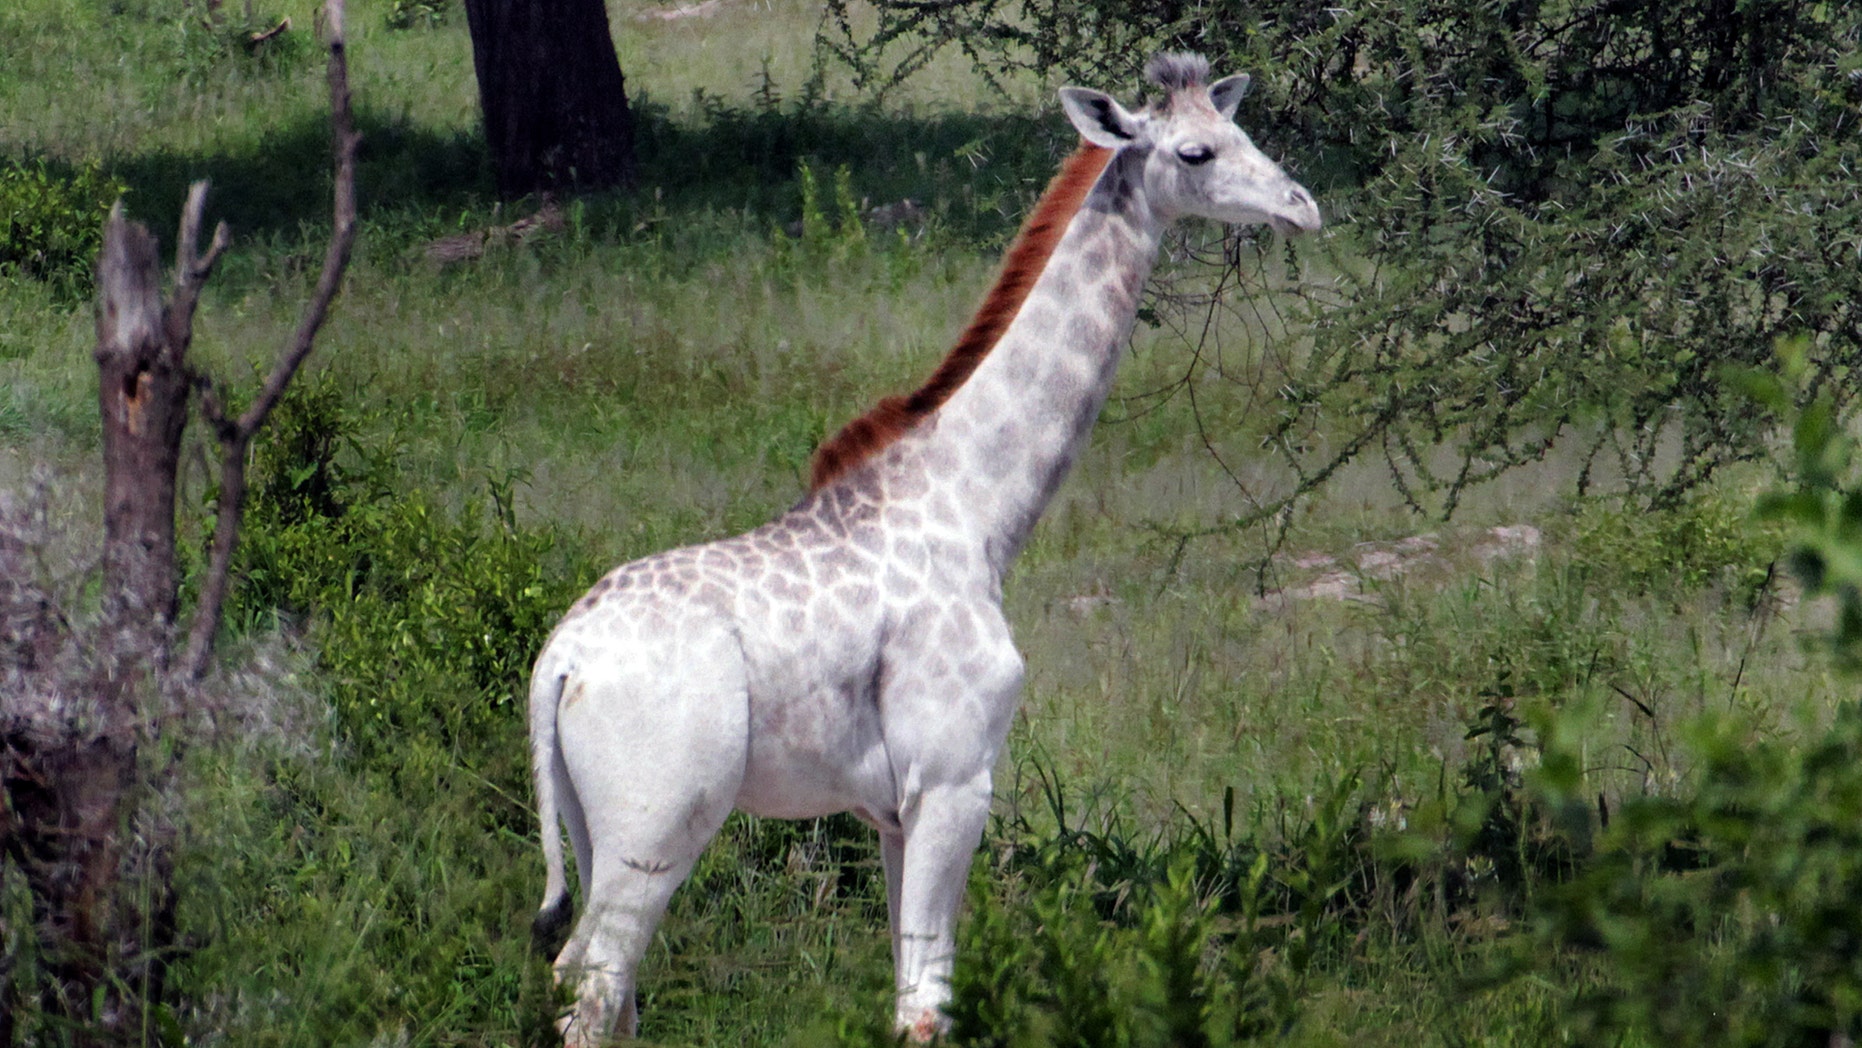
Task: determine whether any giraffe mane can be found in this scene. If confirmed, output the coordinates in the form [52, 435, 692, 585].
[808, 142, 1113, 491]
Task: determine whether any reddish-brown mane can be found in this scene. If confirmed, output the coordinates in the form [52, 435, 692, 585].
[808, 143, 1114, 490]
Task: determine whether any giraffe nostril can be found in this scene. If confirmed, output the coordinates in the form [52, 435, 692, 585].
[1287, 187, 1310, 207]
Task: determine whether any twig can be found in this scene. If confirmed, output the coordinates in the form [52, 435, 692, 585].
[181, 0, 358, 683]
[246, 16, 291, 47]
[164, 181, 231, 367]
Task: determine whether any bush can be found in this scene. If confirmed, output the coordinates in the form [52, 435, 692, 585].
[169, 3, 314, 84]
[1528, 703, 1862, 1045]
[220, 382, 596, 766]
[1565, 489, 1778, 604]
[0, 159, 126, 296]
[946, 861, 1294, 1048]
[385, 0, 452, 31]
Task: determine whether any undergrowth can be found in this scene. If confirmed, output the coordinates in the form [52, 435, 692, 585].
[213, 377, 597, 770]
[0, 159, 127, 298]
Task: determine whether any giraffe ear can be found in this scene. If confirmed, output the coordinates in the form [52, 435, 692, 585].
[1208, 73, 1252, 121]
[1059, 87, 1143, 148]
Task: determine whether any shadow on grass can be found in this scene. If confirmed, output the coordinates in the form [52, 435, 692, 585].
[630, 98, 1066, 244]
[9, 98, 1074, 260]
[103, 107, 493, 245]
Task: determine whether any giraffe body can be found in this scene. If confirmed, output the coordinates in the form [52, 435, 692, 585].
[530, 52, 1321, 1044]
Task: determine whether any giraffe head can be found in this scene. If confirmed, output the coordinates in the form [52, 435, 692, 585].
[1059, 53, 1321, 235]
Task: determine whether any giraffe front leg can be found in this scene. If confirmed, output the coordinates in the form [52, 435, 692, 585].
[892, 775, 992, 1042]
[881, 829, 906, 971]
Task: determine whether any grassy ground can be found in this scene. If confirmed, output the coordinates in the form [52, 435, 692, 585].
[0, 1, 1841, 1045]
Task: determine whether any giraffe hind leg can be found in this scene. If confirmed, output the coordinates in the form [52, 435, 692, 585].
[555, 843, 717, 1046]
[552, 634, 750, 1044]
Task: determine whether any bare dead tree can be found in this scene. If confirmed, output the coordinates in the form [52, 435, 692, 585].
[0, 2, 358, 1041]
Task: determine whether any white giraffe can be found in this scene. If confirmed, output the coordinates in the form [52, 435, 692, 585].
[529, 52, 1322, 1044]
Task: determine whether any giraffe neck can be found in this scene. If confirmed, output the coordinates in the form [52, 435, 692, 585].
[909, 149, 1162, 575]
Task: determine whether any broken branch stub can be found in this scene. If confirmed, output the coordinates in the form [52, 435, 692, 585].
[95, 205, 187, 664]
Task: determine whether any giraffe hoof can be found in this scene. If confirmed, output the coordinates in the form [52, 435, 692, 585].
[908, 1007, 945, 1044]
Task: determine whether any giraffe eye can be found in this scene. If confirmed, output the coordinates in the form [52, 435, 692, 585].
[1177, 144, 1216, 166]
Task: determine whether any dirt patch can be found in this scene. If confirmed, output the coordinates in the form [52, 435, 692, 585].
[1261, 524, 1542, 608]
[636, 0, 729, 22]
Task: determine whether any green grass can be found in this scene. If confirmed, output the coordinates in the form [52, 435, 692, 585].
[0, 0, 1850, 1044]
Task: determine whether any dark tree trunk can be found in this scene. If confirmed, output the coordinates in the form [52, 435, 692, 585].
[2, 730, 148, 1045]
[461, 0, 636, 200]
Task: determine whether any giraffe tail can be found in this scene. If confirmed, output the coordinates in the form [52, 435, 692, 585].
[530, 665, 576, 955]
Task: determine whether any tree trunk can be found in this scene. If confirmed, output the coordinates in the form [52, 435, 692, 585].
[96, 211, 188, 665]
[0, 210, 185, 1046]
[461, 0, 636, 199]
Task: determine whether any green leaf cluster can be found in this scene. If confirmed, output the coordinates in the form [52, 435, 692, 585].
[0, 159, 125, 298]
[218, 381, 596, 765]
[165, 2, 314, 85]
[385, 0, 453, 31]
[1528, 702, 1862, 1045]
[944, 860, 1294, 1048]
[1734, 338, 1862, 670]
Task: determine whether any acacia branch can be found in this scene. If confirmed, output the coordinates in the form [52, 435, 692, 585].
[181, 0, 358, 683]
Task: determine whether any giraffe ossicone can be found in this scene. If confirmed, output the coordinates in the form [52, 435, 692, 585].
[528, 51, 1320, 1045]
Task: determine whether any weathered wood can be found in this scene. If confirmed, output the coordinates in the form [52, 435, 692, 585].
[461, 0, 636, 199]
[94, 209, 186, 666]
[0, 172, 195, 1048]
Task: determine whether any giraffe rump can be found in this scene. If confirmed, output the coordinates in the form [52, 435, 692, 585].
[807, 144, 1113, 491]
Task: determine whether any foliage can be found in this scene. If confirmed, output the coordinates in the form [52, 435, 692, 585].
[1525, 702, 1862, 1045]
[222, 381, 597, 765]
[385, 0, 452, 31]
[944, 861, 1293, 1047]
[827, 0, 1862, 520]
[170, 746, 567, 1048]
[816, 733, 1579, 1047]
[168, 2, 313, 84]
[1739, 337, 1862, 670]
[0, 159, 126, 297]
[1566, 488, 1779, 604]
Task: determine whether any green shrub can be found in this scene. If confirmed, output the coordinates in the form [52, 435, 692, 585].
[0, 159, 126, 296]
[385, 0, 453, 30]
[1741, 337, 1862, 670]
[169, 4, 314, 84]
[881, 766, 1389, 1046]
[1528, 703, 1862, 1045]
[222, 382, 596, 765]
[946, 861, 1294, 1048]
[819, 738, 1575, 1046]
[1566, 490, 1779, 603]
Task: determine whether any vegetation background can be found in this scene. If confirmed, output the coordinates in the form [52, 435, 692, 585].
[2, 0, 1861, 1044]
